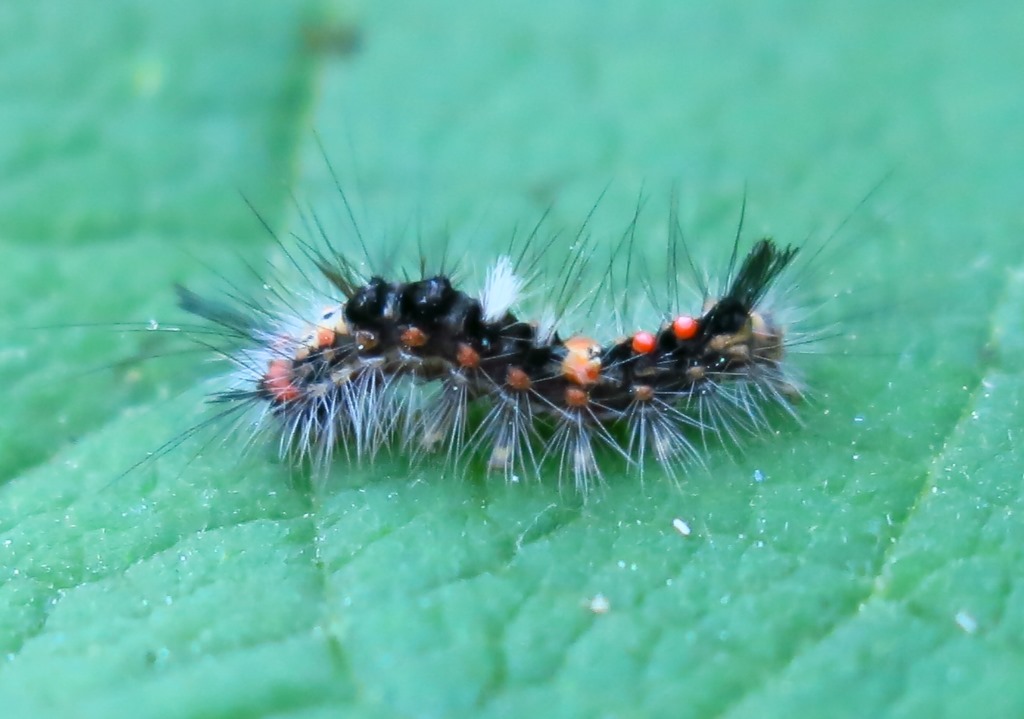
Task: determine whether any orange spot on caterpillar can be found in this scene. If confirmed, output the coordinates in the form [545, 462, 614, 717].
[562, 336, 602, 386]
[264, 359, 300, 403]
[631, 331, 656, 354]
[564, 386, 589, 408]
[401, 326, 428, 348]
[506, 367, 532, 391]
[672, 315, 698, 341]
[456, 342, 480, 369]
[316, 326, 335, 348]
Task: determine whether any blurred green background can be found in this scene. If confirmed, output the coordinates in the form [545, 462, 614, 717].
[2, 1, 1024, 717]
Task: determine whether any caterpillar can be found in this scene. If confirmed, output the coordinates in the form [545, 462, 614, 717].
[157, 186, 814, 495]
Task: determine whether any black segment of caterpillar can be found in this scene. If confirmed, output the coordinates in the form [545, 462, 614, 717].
[177, 236, 801, 494]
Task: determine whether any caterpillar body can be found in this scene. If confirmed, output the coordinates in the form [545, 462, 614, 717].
[169, 203, 806, 495]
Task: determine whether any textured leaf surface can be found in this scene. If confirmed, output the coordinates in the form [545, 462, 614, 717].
[2, 1, 1023, 717]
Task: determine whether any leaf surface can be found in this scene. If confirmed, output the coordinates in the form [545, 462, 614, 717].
[2, 1, 1023, 717]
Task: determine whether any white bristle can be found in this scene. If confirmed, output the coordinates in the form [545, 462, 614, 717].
[481, 255, 525, 322]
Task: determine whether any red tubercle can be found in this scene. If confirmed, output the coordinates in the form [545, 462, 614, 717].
[672, 315, 699, 341]
[316, 326, 336, 349]
[264, 359, 301, 403]
[456, 342, 481, 369]
[401, 326, 429, 348]
[631, 331, 656, 354]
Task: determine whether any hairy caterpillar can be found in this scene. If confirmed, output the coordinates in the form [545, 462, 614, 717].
[149, 181, 820, 495]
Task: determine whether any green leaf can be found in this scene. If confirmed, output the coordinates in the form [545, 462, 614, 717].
[3, 1, 1023, 718]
